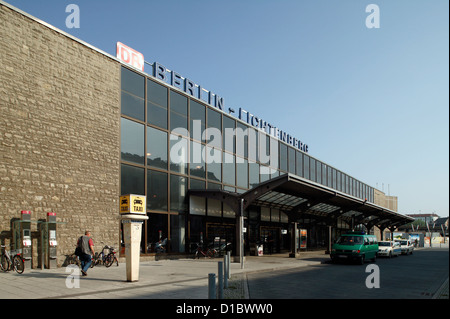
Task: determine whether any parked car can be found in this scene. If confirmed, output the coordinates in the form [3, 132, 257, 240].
[377, 241, 401, 258]
[395, 239, 414, 255]
[330, 231, 379, 264]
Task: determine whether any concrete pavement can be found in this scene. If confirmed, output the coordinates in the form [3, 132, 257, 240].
[0, 250, 328, 299]
[0, 247, 447, 299]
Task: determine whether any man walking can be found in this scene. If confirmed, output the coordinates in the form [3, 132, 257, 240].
[77, 231, 94, 276]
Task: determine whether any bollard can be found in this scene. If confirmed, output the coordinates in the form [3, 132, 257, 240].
[218, 261, 224, 299]
[208, 273, 216, 299]
[224, 254, 228, 289]
[227, 251, 231, 279]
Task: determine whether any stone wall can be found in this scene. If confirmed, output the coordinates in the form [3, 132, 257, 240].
[0, 3, 121, 267]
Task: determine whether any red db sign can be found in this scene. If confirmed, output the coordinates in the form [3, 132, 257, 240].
[116, 42, 144, 72]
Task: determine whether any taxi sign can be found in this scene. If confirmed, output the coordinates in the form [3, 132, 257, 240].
[120, 194, 146, 215]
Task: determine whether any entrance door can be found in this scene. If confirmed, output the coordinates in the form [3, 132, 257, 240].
[261, 227, 280, 254]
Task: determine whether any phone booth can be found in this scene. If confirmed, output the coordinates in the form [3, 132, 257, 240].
[11, 210, 32, 269]
[40, 212, 58, 269]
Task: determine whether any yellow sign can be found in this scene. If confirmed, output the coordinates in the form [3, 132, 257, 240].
[120, 194, 146, 215]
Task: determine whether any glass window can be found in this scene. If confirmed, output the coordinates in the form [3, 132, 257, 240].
[207, 199, 222, 217]
[236, 157, 248, 189]
[121, 118, 144, 164]
[269, 138, 279, 170]
[207, 107, 222, 131]
[272, 209, 280, 222]
[206, 146, 221, 182]
[190, 141, 206, 179]
[147, 79, 167, 107]
[322, 163, 327, 185]
[208, 182, 222, 190]
[279, 143, 288, 171]
[147, 126, 167, 170]
[249, 160, 260, 188]
[190, 178, 206, 190]
[296, 151, 303, 177]
[121, 67, 145, 121]
[121, 67, 144, 97]
[316, 162, 322, 185]
[170, 214, 185, 253]
[170, 174, 187, 213]
[288, 147, 296, 174]
[260, 165, 270, 182]
[223, 116, 236, 153]
[236, 122, 248, 158]
[120, 164, 144, 195]
[169, 134, 188, 175]
[147, 80, 168, 129]
[207, 108, 222, 149]
[327, 166, 333, 187]
[148, 102, 167, 129]
[170, 91, 188, 133]
[261, 207, 270, 221]
[303, 155, 310, 180]
[259, 132, 270, 166]
[190, 100, 206, 141]
[310, 158, 316, 182]
[190, 195, 206, 215]
[336, 171, 341, 191]
[147, 170, 168, 211]
[146, 213, 168, 253]
[223, 152, 235, 186]
[122, 91, 145, 121]
[248, 128, 258, 161]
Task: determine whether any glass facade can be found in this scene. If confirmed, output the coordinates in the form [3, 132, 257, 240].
[120, 66, 375, 254]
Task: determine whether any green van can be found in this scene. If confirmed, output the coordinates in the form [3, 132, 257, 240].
[330, 231, 379, 264]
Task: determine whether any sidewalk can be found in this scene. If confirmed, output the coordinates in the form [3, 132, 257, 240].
[1, 248, 447, 299]
[0, 251, 328, 299]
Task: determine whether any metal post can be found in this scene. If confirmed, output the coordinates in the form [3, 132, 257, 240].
[227, 251, 231, 279]
[327, 225, 332, 254]
[208, 273, 216, 299]
[218, 261, 223, 299]
[224, 255, 228, 289]
[240, 198, 244, 269]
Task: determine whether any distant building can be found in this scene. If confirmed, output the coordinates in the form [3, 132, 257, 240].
[406, 213, 440, 224]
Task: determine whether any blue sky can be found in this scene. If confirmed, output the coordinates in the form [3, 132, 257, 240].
[5, 0, 449, 217]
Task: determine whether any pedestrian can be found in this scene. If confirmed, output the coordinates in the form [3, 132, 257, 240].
[76, 230, 94, 276]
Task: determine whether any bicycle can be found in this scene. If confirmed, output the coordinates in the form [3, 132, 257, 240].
[193, 243, 216, 259]
[91, 244, 118, 268]
[106, 246, 119, 267]
[1, 245, 25, 274]
[66, 253, 81, 267]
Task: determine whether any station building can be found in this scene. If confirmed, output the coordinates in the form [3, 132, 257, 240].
[0, 1, 413, 267]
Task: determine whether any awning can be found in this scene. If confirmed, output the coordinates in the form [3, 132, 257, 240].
[188, 173, 414, 230]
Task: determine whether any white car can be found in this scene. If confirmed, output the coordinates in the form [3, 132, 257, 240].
[377, 241, 401, 258]
[395, 239, 414, 255]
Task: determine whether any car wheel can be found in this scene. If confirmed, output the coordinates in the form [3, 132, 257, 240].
[359, 255, 365, 265]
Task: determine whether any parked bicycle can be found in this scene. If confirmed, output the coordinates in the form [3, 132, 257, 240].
[193, 243, 217, 259]
[91, 244, 118, 268]
[66, 253, 81, 267]
[108, 246, 119, 267]
[1, 245, 25, 274]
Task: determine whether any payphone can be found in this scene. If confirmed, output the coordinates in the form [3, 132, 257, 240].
[40, 212, 58, 269]
[47, 212, 57, 268]
[11, 210, 32, 269]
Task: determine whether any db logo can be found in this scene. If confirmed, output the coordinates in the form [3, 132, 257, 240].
[116, 42, 144, 72]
